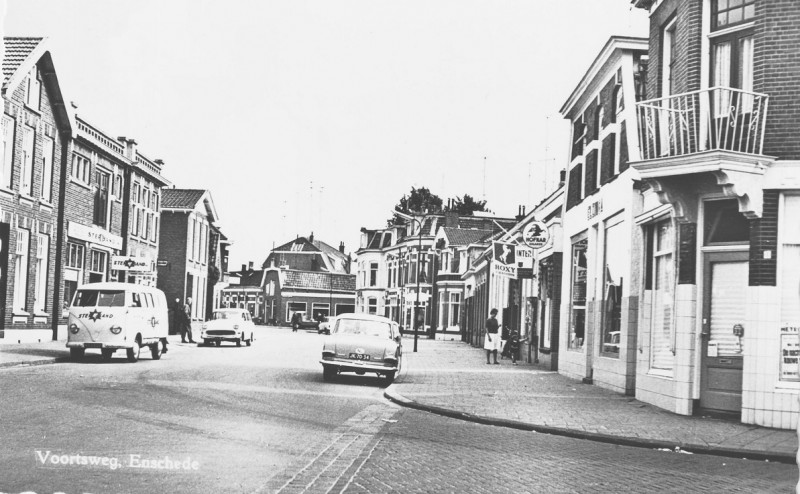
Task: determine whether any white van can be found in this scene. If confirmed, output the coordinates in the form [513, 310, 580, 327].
[66, 282, 169, 362]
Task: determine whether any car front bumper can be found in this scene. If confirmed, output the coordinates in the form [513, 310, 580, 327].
[319, 358, 398, 373]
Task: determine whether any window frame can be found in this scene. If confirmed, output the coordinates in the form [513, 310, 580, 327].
[34, 233, 49, 313]
[712, 0, 755, 31]
[1, 115, 15, 189]
[20, 125, 35, 197]
[41, 136, 54, 202]
[13, 229, 30, 313]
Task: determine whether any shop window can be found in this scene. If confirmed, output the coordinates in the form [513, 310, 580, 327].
[312, 303, 330, 320]
[779, 195, 800, 381]
[601, 217, 625, 356]
[704, 199, 749, 244]
[286, 301, 306, 322]
[450, 292, 461, 326]
[568, 238, 588, 350]
[649, 220, 675, 371]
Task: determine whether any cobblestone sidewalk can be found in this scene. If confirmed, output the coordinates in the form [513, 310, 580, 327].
[386, 339, 798, 462]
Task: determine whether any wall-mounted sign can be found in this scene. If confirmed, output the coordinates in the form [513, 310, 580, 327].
[68, 222, 122, 250]
[587, 199, 603, 220]
[780, 324, 800, 381]
[522, 221, 549, 249]
[515, 245, 534, 269]
[111, 256, 151, 272]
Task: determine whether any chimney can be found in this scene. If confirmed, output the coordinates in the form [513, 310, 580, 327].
[117, 136, 137, 161]
[515, 205, 526, 222]
[248, 261, 254, 271]
[445, 210, 458, 228]
[241, 264, 247, 273]
[309, 232, 314, 243]
[339, 241, 345, 253]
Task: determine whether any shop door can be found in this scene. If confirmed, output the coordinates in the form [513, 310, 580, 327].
[700, 251, 748, 413]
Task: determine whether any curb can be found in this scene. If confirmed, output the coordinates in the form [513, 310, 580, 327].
[0, 356, 70, 369]
[383, 386, 796, 464]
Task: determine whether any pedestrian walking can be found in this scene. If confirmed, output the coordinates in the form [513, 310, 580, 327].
[182, 297, 195, 343]
[484, 308, 501, 364]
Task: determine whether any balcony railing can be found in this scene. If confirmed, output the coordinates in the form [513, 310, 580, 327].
[636, 87, 768, 161]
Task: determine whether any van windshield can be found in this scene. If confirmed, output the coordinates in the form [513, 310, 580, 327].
[73, 290, 126, 307]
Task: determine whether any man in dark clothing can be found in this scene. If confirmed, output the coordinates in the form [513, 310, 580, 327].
[182, 297, 195, 343]
[484, 308, 501, 364]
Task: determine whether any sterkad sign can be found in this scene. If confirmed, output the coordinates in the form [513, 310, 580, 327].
[111, 256, 151, 272]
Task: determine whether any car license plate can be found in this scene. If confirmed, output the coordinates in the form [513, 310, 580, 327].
[85, 343, 102, 348]
[348, 353, 370, 361]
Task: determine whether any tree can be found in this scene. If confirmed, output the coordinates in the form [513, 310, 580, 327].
[446, 194, 490, 215]
[391, 187, 444, 224]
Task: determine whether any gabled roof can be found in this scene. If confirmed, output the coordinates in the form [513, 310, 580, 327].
[229, 269, 264, 287]
[273, 237, 320, 253]
[2, 37, 42, 86]
[283, 270, 356, 292]
[161, 188, 219, 222]
[3, 37, 74, 136]
[441, 227, 494, 247]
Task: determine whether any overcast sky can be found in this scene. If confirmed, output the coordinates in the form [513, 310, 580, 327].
[4, 1, 649, 269]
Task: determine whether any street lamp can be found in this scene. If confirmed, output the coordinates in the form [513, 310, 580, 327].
[393, 209, 427, 352]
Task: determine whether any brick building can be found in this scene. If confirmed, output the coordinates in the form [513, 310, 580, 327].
[61, 117, 170, 331]
[626, 0, 800, 428]
[252, 235, 355, 326]
[157, 189, 222, 325]
[1, 37, 72, 342]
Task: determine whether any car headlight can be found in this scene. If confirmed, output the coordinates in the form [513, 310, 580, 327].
[234, 324, 239, 330]
[109, 326, 122, 335]
[69, 323, 79, 334]
[322, 350, 335, 361]
[201, 323, 208, 330]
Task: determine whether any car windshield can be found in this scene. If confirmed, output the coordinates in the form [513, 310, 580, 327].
[73, 290, 126, 307]
[335, 319, 391, 338]
[213, 311, 238, 320]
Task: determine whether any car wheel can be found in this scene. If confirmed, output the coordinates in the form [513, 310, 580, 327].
[292, 323, 299, 331]
[322, 365, 337, 382]
[69, 347, 85, 360]
[215, 340, 221, 347]
[150, 343, 162, 360]
[127, 337, 141, 363]
[384, 371, 396, 382]
[101, 349, 114, 361]
[237, 335, 242, 347]
[246, 334, 252, 346]
[202, 338, 210, 346]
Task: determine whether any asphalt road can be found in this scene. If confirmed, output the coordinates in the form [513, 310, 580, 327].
[0, 327, 794, 494]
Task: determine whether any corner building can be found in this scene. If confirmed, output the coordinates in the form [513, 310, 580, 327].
[0, 38, 72, 342]
[628, 0, 800, 428]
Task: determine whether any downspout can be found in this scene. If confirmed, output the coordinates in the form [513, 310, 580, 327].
[51, 133, 72, 340]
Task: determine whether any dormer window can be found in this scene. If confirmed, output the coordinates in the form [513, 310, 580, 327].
[712, 0, 755, 31]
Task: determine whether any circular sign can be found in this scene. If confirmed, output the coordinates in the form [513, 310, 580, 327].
[522, 221, 550, 249]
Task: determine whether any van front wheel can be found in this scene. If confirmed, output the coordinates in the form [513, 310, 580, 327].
[69, 347, 84, 360]
[127, 338, 141, 362]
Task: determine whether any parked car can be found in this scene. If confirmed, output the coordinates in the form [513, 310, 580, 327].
[320, 313, 402, 382]
[200, 308, 255, 347]
[66, 282, 168, 362]
[290, 311, 319, 331]
[318, 315, 337, 334]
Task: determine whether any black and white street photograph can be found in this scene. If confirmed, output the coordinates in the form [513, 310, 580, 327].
[0, 1, 799, 493]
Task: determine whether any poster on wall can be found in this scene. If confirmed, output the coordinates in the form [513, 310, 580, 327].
[780, 324, 800, 381]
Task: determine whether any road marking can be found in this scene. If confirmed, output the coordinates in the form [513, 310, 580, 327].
[253, 403, 398, 494]
[148, 379, 386, 402]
